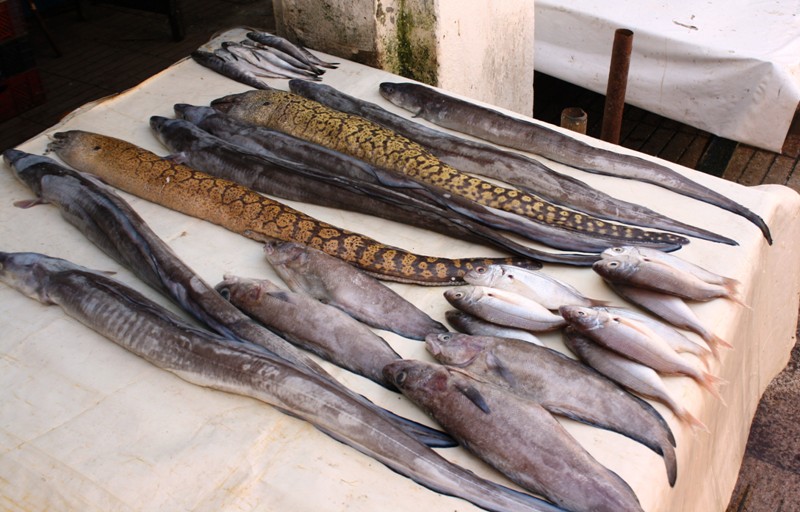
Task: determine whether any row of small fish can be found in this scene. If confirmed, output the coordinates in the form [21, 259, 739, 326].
[191, 30, 337, 89]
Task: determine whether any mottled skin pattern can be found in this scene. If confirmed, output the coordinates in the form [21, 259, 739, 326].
[48, 130, 530, 285]
[214, 90, 686, 246]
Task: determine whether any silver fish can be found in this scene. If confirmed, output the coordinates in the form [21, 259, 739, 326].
[560, 306, 724, 401]
[384, 359, 645, 512]
[378, 81, 771, 244]
[190, 50, 273, 89]
[445, 309, 544, 346]
[246, 31, 339, 69]
[425, 332, 677, 486]
[564, 327, 707, 431]
[0, 251, 559, 512]
[221, 41, 322, 81]
[593, 254, 747, 306]
[262, 240, 447, 340]
[215, 274, 401, 389]
[444, 285, 566, 332]
[608, 282, 731, 358]
[464, 264, 607, 310]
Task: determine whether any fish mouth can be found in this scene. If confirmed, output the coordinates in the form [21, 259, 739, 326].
[2, 148, 26, 167]
[210, 93, 242, 113]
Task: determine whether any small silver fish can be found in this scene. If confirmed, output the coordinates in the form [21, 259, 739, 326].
[445, 309, 544, 346]
[563, 327, 707, 432]
[463, 264, 606, 310]
[593, 254, 747, 306]
[384, 359, 645, 512]
[444, 285, 566, 332]
[560, 306, 724, 401]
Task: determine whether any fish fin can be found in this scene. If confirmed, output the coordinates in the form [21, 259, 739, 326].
[486, 352, 516, 388]
[456, 383, 491, 415]
[704, 331, 733, 353]
[587, 297, 611, 307]
[164, 151, 191, 166]
[615, 315, 663, 340]
[677, 408, 709, 434]
[698, 372, 727, 405]
[13, 198, 47, 209]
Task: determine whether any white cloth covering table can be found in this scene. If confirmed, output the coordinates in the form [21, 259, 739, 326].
[1, 28, 799, 512]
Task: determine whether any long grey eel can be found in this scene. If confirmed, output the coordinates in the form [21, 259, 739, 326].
[288, 79, 738, 246]
[3, 149, 453, 448]
[0, 251, 565, 512]
[158, 107, 602, 261]
[377, 81, 771, 244]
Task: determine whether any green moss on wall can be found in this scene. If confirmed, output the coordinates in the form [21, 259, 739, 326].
[382, 0, 437, 85]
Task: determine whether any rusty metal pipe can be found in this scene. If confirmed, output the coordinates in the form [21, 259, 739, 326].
[601, 28, 634, 144]
[561, 107, 588, 135]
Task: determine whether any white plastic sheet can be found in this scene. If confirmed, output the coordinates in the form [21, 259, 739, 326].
[535, 0, 800, 152]
[1, 28, 799, 512]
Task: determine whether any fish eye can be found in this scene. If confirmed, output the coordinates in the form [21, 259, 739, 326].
[217, 287, 230, 300]
[452, 291, 464, 299]
[475, 266, 487, 274]
[395, 370, 407, 386]
[607, 261, 619, 268]
[439, 333, 452, 342]
[261, 101, 272, 107]
[92, 146, 101, 151]
[611, 247, 623, 253]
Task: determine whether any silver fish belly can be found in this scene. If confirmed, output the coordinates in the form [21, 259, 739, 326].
[444, 285, 566, 332]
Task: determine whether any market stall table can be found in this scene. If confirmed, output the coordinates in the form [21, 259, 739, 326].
[2, 28, 799, 512]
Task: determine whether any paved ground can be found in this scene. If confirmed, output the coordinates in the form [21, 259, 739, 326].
[2, 1, 799, 509]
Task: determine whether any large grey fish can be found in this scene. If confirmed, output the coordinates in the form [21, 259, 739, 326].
[215, 274, 401, 389]
[155, 109, 596, 264]
[383, 359, 644, 512]
[444, 285, 567, 332]
[464, 264, 607, 310]
[0, 251, 561, 512]
[563, 327, 707, 431]
[425, 332, 677, 486]
[607, 282, 731, 358]
[593, 253, 747, 306]
[288, 79, 736, 246]
[560, 305, 724, 400]
[262, 240, 447, 340]
[378, 81, 771, 244]
[445, 309, 544, 346]
[221, 41, 322, 81]
[190, 50, 273, 89]
[3, 149, 451, 447]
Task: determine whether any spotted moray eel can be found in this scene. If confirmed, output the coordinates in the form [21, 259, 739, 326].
[48, 130, 539, 285]
[211, 90, 688, 248]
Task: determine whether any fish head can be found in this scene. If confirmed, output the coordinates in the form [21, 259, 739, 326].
[3, 150, 65, 196]
[600, 246, 639, 260]
[559, 305, 604, 331]
[0, 251, 80, 303]
[383, 359, 451, 397]
[425, 332, 489, 367]
[592, 255, 639, 282]
[211, 89, 295, 123]
[262, 240, 310, 268]
[463, 264, 502, 287]
[47, 131, 120, 174]
[443, 285, 480, 308]
[173, 104, 216, 124]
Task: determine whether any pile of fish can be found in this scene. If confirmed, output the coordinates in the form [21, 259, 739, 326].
[191, 31, 338, 89]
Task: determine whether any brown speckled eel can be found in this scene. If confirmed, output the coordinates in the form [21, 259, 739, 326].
[48, 130, 538, 285]
[211, 90, 689, 249]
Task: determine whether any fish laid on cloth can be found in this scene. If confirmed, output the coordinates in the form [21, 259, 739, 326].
[563, 327, 707, 431]
[593, 249, 747, 306]
[560, 305, 724, 400]
[378, 81, 771, 244]
[47, 130, 538, 285]
[3, 148, 450, 447]
[262, 240, 446, 340]
[211, 89, 691, 252]
[154, 109, 597, 265]
[190, 50, 273, 90]
[463, 264, 607, 310]
[0, 251, 561, 512]
[215, 274, 401, 389]
[288, 79, 735, 246]
[383, 359, 645, 512]
[425, 332, 677, 486]
[444, 285, 567, 332]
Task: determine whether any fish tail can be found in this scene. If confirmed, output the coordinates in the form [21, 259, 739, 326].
[703, 331, 733, 358]
[696, 371, 727, 404]
[676, 407, 709, 434]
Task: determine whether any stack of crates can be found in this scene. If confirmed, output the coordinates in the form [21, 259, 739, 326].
[0, 0, 46, 122]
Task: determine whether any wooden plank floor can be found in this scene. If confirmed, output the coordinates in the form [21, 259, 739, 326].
[2, 2, 799, 510]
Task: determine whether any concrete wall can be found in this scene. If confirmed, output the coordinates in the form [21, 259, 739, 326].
[273, 0, 535, 116]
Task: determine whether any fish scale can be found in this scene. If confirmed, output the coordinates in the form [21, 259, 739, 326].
[213, 90, 688, 246]
[48, 130, 534, 285]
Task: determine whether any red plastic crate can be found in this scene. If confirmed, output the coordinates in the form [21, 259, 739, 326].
[0, 67, 46, 122]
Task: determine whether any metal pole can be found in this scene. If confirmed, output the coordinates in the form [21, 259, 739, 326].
[561, 107, 588, 135]
[600, 28, 633, 144]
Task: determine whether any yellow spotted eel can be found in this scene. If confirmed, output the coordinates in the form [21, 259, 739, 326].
[48, 130, 538, 285]
[211, 90, 687, 248]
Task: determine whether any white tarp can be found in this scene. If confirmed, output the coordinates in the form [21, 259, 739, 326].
[1, 28, 800, 512]
[535, 0, 800, 152]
